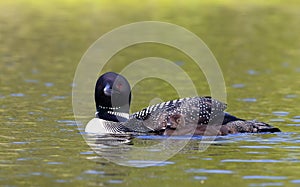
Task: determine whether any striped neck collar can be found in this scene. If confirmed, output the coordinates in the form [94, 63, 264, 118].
[95, 105, 129, 122]
[95, 111, 129, 119]
[97, 105, 121, 110]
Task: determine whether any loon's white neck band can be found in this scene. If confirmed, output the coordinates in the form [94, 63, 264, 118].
[98, 105, 121, 110]
[95, 111, 129, 119]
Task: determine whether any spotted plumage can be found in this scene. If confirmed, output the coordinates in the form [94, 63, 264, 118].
[131, 96, 226, 124]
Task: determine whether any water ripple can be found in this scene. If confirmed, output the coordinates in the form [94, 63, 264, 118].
[80, 151, 94, 155]
[54, 179, 68, 183]
[221, 159, 282, 163]
[239, 146, 273, 149]
[11, 141, 29, 145]
[10, 93, 25, 97]
[232, 83, 245, 88]
[249, 182, 283, 186]
[247, 70, 258, 75]
[243, 176, 287, 180]
[281, 146, 300, 149]
[126, 160, 174, 167]
[285, 94, 297, 98]
[44, 82, 54, 87]
[272, 111, 289, 116]
[25, 79, 39, 83]
[246, 152, 268, 155]
[47, 162, 63, 165]
[286, 124, 300, 127]
[238, 98, 257, 102]
[53, 96, 67, 100]
[84, 170, 105, 175]
[269, 118, 285, 122]
[107, 179, 123, 184]
[193, 176, 208, 180]
[186, 168, 234, 174]
[290, 179, 300, 184]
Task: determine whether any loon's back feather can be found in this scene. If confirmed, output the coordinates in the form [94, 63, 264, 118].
[130, 96, 227, 125]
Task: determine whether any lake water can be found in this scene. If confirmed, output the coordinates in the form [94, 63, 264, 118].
[1, 1, 300, 186]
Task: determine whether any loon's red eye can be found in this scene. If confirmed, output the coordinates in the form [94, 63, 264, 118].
[116, 83, 123, 90]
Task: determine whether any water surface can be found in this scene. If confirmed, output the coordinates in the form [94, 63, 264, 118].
[1, 0, 300, 186]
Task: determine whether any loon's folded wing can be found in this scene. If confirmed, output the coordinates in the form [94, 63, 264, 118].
[130, 96, 227, 125]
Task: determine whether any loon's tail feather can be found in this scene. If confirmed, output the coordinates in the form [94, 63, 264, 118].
[251, 121, 281, 133]
[225, 120, 281, 133]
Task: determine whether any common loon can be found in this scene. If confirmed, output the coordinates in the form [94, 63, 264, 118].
[85, 72, 281, 135]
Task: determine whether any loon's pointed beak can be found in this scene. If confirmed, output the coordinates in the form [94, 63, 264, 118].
[103, 83, 112, 96]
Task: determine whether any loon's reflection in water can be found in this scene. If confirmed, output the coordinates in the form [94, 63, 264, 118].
[84, 132, 226, 167]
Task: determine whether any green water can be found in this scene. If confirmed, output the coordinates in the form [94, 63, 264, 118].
[1, 0, 300, 186]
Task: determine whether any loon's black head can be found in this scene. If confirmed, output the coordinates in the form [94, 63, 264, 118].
[95, 72, 131, 122]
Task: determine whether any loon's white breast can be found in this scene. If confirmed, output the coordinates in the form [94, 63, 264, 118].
[85, 118, 126, 134]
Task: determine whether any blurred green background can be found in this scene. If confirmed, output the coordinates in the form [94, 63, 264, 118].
[1, 0, 299, 116]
